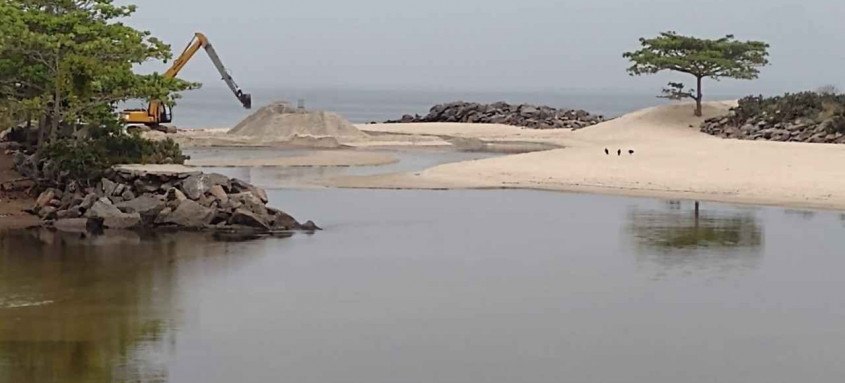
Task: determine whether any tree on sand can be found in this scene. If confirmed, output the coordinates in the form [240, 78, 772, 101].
[623, 32, 770, 116]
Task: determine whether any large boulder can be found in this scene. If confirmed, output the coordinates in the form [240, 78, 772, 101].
[180, 173, 230, 200]
[84, 197, 141, 229]
[159, 199, 214, 228]
[268, 207, 300, 230]
[115, 194, 167, 222]
[100, 178, 117, 196]
[208, 184, 229, 204]
[34, 189, 59, 210]
[228, 192, 266, 215]
[229, 208, 271, 230]
[231, 178, 268, 203]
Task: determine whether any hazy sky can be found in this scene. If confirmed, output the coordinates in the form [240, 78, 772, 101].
[128, 0, 845, 94]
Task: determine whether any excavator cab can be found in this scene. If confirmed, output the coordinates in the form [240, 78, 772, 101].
[159, 105, 173, 124]
[121, 103, 172, 126]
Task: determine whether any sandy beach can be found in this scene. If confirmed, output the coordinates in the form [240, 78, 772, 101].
[328, 101, 845, 211]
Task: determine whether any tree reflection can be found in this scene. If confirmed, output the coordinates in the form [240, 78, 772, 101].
[626, 202, 763, 277]
[627, 203, 762, 250]
[0, 229, 242, 383]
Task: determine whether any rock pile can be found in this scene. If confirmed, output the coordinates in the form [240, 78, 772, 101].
[700, 93, 845, 144]
[386, 101, 605, 130]
[700, 115, 845, 144]
[29, 168, 319, 233]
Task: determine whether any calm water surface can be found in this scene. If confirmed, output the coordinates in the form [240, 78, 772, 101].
[2, 188, 845, 382]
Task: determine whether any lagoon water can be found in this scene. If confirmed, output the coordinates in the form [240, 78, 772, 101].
[1, 148, 844, 382]
[2, 184, 845, 382]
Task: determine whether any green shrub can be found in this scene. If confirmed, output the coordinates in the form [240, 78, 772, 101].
[44, 132, 185, 183]
[732, 92, 845, 125]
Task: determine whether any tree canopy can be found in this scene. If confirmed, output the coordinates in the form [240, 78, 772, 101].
[623, 32, 770, 116]
[0, 0, 194, 144]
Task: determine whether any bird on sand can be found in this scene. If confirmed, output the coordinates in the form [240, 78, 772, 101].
[604, 148, 609, 155]
[617, 149, 621, 156]
[628, 149, 635, 155]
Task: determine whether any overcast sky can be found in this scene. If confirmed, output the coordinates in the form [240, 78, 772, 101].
[127, 0, 845, 94]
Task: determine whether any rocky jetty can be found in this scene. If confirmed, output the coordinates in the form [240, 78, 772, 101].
[701, 93, 845, 144]
[386, 101, 605, 130]
[24, 164, 318, 234]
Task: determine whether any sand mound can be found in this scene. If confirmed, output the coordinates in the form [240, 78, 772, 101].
[228, 102, 368, 140]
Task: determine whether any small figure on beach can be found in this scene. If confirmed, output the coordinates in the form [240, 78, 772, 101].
[617, 149, 621, 156]
[628, 149, 635, 155]
[604, 148, 609, 155]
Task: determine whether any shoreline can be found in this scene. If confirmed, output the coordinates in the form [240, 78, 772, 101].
[0, 150, 39, 230]
[327, 176, 845, 213]
[7, 99, 845, 224]
[327, 101, 845, 212]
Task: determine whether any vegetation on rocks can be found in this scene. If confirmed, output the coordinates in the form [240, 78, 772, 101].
[700, 91, 845, 144]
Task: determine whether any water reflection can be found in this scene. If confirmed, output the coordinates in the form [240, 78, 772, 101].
[626, 202, 763, 277]
[784, 209, 816, 220]
[0, 229, 258, 383]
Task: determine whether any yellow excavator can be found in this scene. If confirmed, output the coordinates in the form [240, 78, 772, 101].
[121, 32, 252, 128]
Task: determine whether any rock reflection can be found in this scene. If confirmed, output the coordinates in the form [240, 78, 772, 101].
[0, 228, 249, 383]
[626, 202, 763, 276]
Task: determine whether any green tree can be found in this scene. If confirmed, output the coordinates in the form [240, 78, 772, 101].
[623, 32, 770, 116]
[0, 0, 194, 145]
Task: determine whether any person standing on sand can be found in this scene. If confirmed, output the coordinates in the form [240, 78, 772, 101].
[617, 149, 621, 156]
[604, 148, 609, 155]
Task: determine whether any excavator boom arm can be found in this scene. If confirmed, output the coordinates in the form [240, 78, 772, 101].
[202, 39, 252, 109]
[145, 32, 251, 124]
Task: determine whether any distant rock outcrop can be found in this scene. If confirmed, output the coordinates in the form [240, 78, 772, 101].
[700, 93, 845, 144]
[386, 101, 605, 130]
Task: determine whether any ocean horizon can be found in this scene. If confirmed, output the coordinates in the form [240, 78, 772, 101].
[153, 87, 745, 129]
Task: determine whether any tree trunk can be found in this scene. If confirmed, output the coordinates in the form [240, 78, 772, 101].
[694, 76, 703, 117]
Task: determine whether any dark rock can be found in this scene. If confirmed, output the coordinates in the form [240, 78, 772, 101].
[79, 193, 98, 211]
[208, 184, 229, 204]
[229, 208, 271, 230]
[166, 187, 187, 207]
[180, 173, 230, 200]
[38, 206, 58, 220]
[229, 192, 265, 215]
[160, 199, 214, 228]
[299, 220, 322, 231]
[121, 189, 136, 201]
[115, 194, 166, 220]
[101, 178, 117, 196]
[270, 209, 300, 230]
[231, 178, 268, 203]
[35, 189, 58, 209]
[113, 183, 126, 197]
[84, 197, 142, 229]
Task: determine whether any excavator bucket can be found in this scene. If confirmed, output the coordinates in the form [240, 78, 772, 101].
[239, 92, 252, 109]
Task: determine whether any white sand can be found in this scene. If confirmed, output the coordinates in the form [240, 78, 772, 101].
[335, 101, 845, 211]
